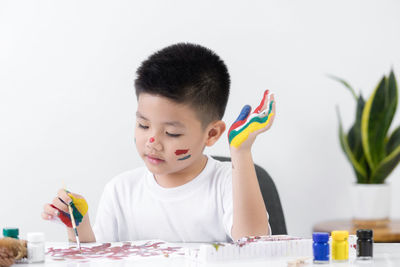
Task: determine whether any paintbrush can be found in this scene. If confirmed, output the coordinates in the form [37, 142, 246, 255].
[61, 183, 81, 252]
[67, 203, 82, 252]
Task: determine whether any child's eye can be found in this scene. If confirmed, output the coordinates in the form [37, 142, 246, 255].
[166, 132, 182, 138]
[138, 123, 149, 129]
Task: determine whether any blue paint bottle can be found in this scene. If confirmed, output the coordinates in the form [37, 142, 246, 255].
[313, 232, 330, 264]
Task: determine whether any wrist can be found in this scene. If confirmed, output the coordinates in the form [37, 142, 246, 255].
[230, 145, 252, 156]
[230, 148, 253, 166]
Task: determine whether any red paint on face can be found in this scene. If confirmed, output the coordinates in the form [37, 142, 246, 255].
[175, 149, 189, 155]
[149, 137, 155, 143]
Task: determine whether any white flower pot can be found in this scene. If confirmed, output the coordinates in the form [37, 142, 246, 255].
[352, 183, 391, 220]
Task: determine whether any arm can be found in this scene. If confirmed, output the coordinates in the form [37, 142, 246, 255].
[67, 215, 96, 243]
[228, 90, 275, 241]
[230, 149, 269, 240]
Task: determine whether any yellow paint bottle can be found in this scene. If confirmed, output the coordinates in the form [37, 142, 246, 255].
[332, 230, 349, 262]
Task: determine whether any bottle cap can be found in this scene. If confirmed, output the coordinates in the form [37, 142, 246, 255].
[357, 229, 373, 239]
[27, 232, 45, 243]
[3, 228, 19, 238]
[313, 232, 329, 242]
[332, 230, 349, 241]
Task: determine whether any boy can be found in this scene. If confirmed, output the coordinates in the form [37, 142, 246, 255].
[42, 43, 275, 243]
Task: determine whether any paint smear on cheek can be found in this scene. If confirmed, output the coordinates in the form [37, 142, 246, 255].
[175, 149, 189, 155]
[178, 155, 191, 161]
[175, 149, 191, 161]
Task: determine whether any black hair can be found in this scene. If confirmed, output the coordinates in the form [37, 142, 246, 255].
[134, 43, 230, 127]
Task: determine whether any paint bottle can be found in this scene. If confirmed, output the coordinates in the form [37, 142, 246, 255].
[312, 232, 330, 264]
[2, 228, 19, 239]
[356, 229, 373, 260]
[331, 231, 349, 262]
[27, 232, 45, 263]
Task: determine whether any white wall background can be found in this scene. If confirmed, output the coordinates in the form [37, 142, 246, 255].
[1, 0, 400, 241]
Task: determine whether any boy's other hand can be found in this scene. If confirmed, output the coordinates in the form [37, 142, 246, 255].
[228, 90, 275, 151]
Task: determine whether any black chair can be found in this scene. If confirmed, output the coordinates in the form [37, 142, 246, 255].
[212, 156, 287, 235]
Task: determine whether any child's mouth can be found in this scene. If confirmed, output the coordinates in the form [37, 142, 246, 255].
[146, 155, 165, 165]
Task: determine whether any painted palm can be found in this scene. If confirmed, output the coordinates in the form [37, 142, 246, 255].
[228, 90, 275, 148]
[333, 70, 399, 184]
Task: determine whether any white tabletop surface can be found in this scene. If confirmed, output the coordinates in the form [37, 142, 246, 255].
[15, 242, 400, 267]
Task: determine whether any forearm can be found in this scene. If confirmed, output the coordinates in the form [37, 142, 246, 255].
[67, 214, 96, 243]
[230, 149, 269, 241]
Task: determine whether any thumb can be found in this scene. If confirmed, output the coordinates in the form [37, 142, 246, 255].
[228, 105, 252, 138]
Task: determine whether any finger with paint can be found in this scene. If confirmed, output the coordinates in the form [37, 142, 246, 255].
[51, 191, 88, 228]
[228, 90, 275, 148]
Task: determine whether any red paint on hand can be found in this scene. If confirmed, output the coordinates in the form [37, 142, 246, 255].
[149, 137, 155, 143]
[253, 90, 269, 114]
[50, 204, 72, 228]
[228, 107, 252, 136]
[175, 149, 189, 155]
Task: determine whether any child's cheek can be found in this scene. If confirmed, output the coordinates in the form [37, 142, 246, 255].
[175, 149, 191, 161]
[134, 134, 146, 151]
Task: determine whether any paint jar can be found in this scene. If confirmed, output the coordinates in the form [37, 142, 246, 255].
[27, 232, 45, 263]
[331, 231, 349, 262]
[2, 227, 19, 239]
[348, 234, 357, 260]
[312, 232, 330, 264]
[356, 229, 373, 260]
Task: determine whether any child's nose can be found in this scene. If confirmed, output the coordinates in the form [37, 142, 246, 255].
[146, 136, 162, 151]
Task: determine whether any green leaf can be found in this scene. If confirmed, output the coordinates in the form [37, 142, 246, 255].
[361, 74, 398, 171]
[372, 72, 400, 183]
[347, 95, 365, 161]
[371, 143, 400, 183]
[347, 95, 370, 182]
[337, 107, 368, 181]
[386, 126, 400, 155]
[328, 74, 358, 100]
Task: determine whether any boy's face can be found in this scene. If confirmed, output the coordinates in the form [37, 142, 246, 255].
[135, 93, 209, 177]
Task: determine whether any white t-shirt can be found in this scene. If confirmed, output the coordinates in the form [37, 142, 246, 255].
[93, 155, 269, 243]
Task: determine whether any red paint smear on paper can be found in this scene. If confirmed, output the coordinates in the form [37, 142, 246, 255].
[46, 241, 183, 262]
[175, 149, 189, 155]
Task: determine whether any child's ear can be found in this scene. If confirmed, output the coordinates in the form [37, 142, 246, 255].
[205, 120, 226, 147]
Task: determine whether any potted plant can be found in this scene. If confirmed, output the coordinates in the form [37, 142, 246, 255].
[332, 70, 398, 220]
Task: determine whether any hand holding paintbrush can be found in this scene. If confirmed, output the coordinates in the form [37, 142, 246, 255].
[41, 189, 96, 244]
[56, 196, 82, 251]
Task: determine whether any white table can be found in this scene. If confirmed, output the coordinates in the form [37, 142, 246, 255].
[15, 242, 400, 267]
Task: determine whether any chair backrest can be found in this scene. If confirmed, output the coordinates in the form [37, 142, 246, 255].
[212, 156, 287, 235]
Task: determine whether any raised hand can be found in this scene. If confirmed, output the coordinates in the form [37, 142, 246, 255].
[228, 90, 275, 150]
